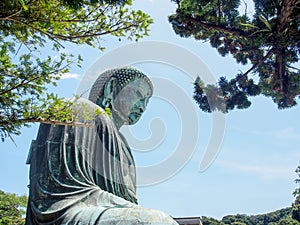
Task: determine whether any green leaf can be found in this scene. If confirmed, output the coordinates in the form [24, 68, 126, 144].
[258, 15, 272, 30]
[18, 0, 28, 11]
[239, 23, 258, 29]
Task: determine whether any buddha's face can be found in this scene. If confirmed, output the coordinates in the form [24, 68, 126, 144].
[111, 78, 152, 125]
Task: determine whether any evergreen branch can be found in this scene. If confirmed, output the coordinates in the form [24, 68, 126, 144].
[181, 14, 250, 38]
[287, 65, 300, 71]
[236, 48, 275, 81]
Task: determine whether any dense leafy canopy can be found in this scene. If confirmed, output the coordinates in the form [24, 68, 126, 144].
[61, 0, 129, 9]
[202, 207, 298, 225]
[0, 190, 27, 225]
[201, 166, 300, 225]
[0, 0, 153, 141]
[169, 0, 300, 113]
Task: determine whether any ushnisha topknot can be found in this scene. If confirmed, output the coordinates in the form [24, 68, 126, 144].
[88, 66, 153, 104]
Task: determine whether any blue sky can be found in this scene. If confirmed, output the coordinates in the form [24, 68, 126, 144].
[0, 0, 299, 220]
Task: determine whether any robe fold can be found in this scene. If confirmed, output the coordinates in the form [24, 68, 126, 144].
[25, 98, 178, 225]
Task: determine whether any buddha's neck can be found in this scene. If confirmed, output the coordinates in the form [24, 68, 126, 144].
[111, 109, 127, 130]
[113, 117, 123, 130]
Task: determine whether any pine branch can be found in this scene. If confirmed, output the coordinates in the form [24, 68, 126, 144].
[287, 65, 300, 71]
[236, 48, 275, 81]
[181, 14, 250, 38]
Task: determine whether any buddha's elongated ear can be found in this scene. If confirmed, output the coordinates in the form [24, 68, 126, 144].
[102, 77, 118, 108]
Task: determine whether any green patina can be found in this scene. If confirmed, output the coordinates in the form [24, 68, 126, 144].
[25, 67, 178, 225]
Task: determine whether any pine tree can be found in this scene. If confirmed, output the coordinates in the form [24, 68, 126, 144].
[169, 0, 300, 113]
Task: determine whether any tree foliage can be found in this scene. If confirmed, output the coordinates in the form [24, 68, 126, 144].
[292, 195, 300, 222]
[169, 0, 300, 113]
[293, 166, 300, 197]
[292, 166, 300, 222]
[202, 216, 225, 225]
[0, 0, 153, 141]
[201, 167, 300, 225]
[0, 190, 27, 225]
[61, 0, 129, 9]
[202, 208, 298, 225]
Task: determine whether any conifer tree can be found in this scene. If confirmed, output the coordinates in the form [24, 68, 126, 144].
[169, 0, 300, 113]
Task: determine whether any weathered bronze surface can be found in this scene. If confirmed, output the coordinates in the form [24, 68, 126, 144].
[25, 67, 178, 225]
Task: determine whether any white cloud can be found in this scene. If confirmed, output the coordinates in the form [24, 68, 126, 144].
[60, 73, 80, 79]
[218, 160, 294, 181]
[273, 128, 300, 141]
[251, 127, 300, 142]
[231, 126, 300, 143]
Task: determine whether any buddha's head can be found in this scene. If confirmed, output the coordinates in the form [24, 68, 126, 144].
[88, 67, 153, 127]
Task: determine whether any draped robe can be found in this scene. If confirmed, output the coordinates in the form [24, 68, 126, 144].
[25, 98, 178, 225]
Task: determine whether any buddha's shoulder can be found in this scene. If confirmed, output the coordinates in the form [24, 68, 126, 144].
[67, 97, 110, 124]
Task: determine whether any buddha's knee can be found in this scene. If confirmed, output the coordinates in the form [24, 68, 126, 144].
[62, 205, 178, 225]
[99, 206, 178, 225]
